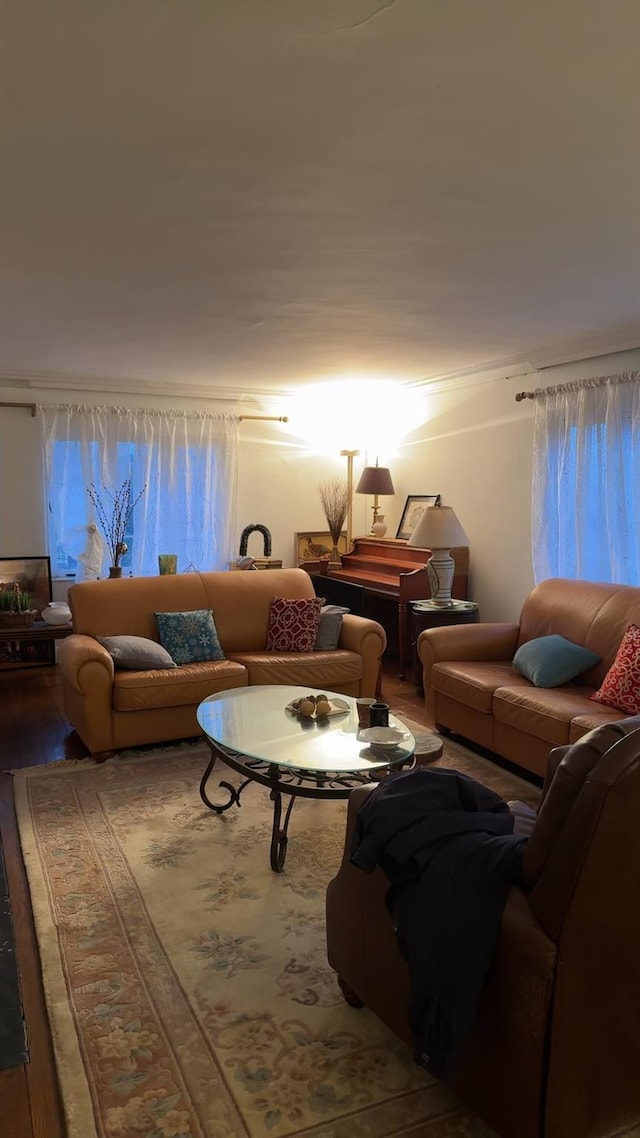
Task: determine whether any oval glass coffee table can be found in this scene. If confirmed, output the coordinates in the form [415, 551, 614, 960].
[196, 685, 416, 872]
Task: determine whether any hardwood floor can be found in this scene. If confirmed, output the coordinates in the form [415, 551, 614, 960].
[0, 658, 429, 1138]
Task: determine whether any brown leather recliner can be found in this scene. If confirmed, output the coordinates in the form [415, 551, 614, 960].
[326, 719, 640, 1138]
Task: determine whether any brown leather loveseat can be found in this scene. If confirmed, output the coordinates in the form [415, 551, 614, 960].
[326, 718, 640, 1138]
[59, 567, 386, 758]
[419, 577, 640, 776]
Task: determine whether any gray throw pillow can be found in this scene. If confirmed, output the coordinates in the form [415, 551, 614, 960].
[97, 635, 177, 671]
[314, 605, 349, 651]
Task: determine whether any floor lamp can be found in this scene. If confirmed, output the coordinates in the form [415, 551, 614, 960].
[408, 505, 470, 606]
[340, 449, 360, 549]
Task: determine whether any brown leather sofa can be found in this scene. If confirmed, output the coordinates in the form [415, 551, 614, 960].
[326, 719, 640, 1138]
[418, 577, 640, 777]
[58, 567, 386, 757]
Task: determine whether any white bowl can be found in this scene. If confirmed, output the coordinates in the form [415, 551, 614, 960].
[359, 726, 408, 748]
[41, 602, 72, 626]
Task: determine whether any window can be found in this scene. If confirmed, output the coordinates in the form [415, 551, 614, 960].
[532, 375, 640, 585]
[40, 406, 239, 579]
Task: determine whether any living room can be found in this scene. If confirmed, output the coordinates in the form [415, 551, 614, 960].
[1, 4, 640, 1138]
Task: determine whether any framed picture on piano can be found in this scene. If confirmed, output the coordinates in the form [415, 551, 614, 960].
[396, 494, 441, 541]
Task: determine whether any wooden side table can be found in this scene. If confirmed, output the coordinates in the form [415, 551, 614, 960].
[409, 601, 479, 689]
[0, 620, 73, 668]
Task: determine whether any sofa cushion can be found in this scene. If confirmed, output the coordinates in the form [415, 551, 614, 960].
[314, 605, 349, 651]
[97, 635, 177, 671]
[493, 684, 599, 746]
[154, 609, 225, 665]
[112, 660, 247, 711]
[265, 596, 324, 652]
[590, 623, 640, 714]
[226, 649, 361, 689]
[430, 661, 530, 714]
[513, 635, 601, 688]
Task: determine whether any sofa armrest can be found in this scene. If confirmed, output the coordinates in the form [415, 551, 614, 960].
[418, 622, 521, 667]
[57, 635, 115, 755]
[58, 634, 114, 691]
[338, 615, 387, 698]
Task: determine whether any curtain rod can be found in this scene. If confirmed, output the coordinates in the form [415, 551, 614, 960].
[515, 371, 640, 402]
[0, 401, 36, 415]
[0, 402, 288, 423]
[239, 414, 289, 422]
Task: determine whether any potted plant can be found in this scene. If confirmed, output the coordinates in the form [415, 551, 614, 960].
[0, 582, 38, 628]
[87, 478, 146, 578]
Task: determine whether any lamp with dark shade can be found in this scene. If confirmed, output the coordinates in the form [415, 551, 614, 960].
[355, 463, 395, 537]
[408, 504, 469, 606]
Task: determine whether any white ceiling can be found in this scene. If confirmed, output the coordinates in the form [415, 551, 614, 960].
[1, 0, 639, 401]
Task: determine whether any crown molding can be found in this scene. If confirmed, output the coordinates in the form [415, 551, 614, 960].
[407, 356, 541, 394]
[407, 329, 640, 394]
[1, 325, 638, 405]
[0, 371, 284, 405]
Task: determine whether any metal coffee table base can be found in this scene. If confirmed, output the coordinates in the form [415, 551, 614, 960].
[199, 740, 406, 872]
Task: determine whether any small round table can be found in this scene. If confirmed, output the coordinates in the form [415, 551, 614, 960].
[196, 685, 416, 872]
[410, 600, 479, 688]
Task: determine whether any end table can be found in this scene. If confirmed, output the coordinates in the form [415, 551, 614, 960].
[410, 600, 479, 689]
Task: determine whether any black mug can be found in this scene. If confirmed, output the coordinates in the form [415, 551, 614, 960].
[369, 701, 390, 727]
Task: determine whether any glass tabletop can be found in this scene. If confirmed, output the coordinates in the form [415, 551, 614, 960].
[196, 685, 415, 773]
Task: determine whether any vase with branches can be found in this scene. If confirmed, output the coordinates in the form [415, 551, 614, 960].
[318, 477, 350, 568]
[87, 479, 146, 578]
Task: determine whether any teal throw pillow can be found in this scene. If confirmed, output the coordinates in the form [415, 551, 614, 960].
[513, 634, 600, 688]
[154, 609, 225, 665]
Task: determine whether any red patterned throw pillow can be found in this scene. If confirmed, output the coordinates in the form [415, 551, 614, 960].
[590, 624, 640, 714]
[266, 596, 324, 652]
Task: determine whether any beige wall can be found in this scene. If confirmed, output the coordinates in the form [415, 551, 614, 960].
[2, 344, 639, 623]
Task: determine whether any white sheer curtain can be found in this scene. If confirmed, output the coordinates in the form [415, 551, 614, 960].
[39, 404, 239, 578]
[532, 372, 640, 585]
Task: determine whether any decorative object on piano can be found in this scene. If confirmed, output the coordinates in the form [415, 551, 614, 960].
[355, 461, 395, 538]
[408, 504, 470, 607]
[235, 524, 282, 570]
[318, 478, 351, 567]
[395, 494, 442, 541]
[295, 532, 348, 566]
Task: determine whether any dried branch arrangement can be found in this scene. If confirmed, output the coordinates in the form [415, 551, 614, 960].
[318, 477, 350, 544]
[87, 479, 146, 567]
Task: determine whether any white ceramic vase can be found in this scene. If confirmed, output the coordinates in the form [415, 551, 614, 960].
[41, 601, 72, 626]
[372, 514, 388, 538]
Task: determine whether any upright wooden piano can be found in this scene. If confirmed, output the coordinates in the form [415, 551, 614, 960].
[322, 537, 470, 679]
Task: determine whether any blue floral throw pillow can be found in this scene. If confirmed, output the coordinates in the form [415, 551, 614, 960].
[154, 609, 225, 665]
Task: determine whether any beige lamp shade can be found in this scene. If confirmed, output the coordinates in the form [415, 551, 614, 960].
[408, 505, 469, 550]
[408, 505, 469, 606]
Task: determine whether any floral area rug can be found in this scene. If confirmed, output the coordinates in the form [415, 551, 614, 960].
[13, 730, 539, 1138]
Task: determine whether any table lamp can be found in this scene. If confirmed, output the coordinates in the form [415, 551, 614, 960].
[355, 462, 395, 537]
[408, 504, 469, 606]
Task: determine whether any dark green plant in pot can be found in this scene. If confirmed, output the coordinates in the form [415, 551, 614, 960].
[0, 583, 34, 612]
